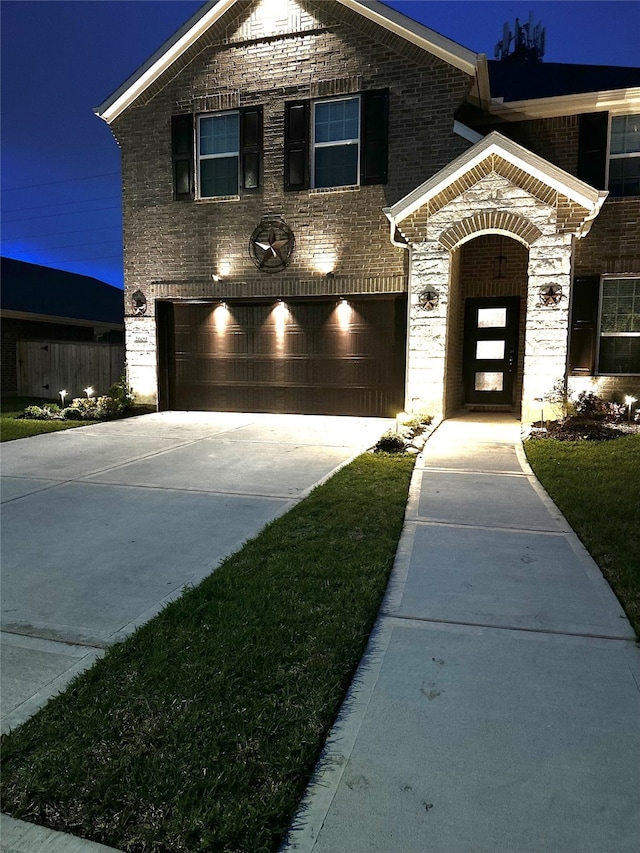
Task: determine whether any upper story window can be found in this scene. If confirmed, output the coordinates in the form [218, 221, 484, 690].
[313, 97, 360, 188]
[284, 89, 388, 192]
[171, 107, 262, 201]
[608, 114, 640, 197]
[597, 277, 640, 374]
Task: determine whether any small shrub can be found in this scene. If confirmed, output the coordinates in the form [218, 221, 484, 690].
[22, 404, 62, 420]
[96, 395, 123, 420]
[400, 412, 433, 439]
[22, 405, 49, 420]
[109, 373, 135, 412]
[574, 391, 608, 420]
[375, 431, 407, 453]
[64, 398, 98, 420]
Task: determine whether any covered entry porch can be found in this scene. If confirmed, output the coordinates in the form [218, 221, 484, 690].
[385, 131, 607, 423]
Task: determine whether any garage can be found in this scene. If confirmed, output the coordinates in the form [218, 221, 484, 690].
[156, 296, 406, 417]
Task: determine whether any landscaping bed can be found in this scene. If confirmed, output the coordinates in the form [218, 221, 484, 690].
[1, 451, 416, 853]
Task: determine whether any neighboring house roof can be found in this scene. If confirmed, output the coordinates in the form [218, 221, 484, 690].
[95, 0, 479, 124]
[489, 61, 640, 103]
[1, 257, 124, 328]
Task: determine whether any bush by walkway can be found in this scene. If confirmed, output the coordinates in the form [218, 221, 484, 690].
[1, 452, 415, 853]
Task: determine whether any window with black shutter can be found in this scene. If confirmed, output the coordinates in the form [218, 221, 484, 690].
[240, 106, 263, 191]
[284, 91, 389, 191]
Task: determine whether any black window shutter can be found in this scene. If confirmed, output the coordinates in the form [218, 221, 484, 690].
[577, 112, 608, 190]
[360, 89, 389, 186]
[569, 276, 600, 375]
[284, 101, 310, 191]
[240, 106, 263, 191]
[171, 114, 194, 200]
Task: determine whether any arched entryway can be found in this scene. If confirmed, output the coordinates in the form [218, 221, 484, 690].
[383, 131, 607, 423]
[445, 234, 529, 416]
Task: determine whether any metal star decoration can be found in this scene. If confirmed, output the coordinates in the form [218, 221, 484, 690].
[249, 219, 295, 273]
[539, 284, 563, 306]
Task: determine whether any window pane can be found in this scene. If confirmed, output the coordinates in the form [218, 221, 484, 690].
[315, 145, 358, 188]
[474, 372, 504, 391]
[476, 340, 505, 359]
[598, 337, 640, 374]
[315, 98, 359, 144]
[200, 156, 238, 197]
[608, 157, 640, 198]
[601, 279, 640, 333]
[200, 114, 239, 156]
[610, 114, 640, 155]
[477, 307, 507, 328]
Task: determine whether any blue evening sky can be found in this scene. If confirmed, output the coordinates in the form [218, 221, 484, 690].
[1, 1, 638, 289]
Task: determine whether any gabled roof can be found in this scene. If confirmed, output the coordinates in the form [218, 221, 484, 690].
[384, 131, 608, 239]
[0, 257, 124, 327]
[95, 0, 479, 124]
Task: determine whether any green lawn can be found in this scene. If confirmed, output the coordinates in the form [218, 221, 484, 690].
[525, 434, 640, 635]
[0, 397, 87, 441]
[1, 452, 415, 853]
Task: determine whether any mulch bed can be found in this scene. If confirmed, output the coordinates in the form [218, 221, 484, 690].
[529, 416, 640, 442]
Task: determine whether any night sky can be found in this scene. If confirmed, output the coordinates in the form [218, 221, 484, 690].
[2, 0, 638, 289]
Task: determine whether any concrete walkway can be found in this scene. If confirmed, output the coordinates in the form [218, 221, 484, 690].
[283, 413, 640, 853]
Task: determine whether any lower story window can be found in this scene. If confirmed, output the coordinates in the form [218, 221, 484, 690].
[598, 277, 640, 374]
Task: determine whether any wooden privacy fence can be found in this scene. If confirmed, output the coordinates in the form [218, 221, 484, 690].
[17, 341, 125, 400]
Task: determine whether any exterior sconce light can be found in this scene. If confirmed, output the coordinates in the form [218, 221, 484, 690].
[84, 386, 94, 398]
[326, 270, 335, 278]
[211, 273, 222, 282]
[131, 290, 147, 315]
[418, 289, 439, 310]
[624, 395, 637, 422]
[539, 284, 563, 306]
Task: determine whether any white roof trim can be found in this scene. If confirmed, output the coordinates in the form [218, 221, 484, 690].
[489, 87, 640, 120]
[385, 131, 608, 224]
[96, 0, 478, 124]
[338, 1, 477, 75]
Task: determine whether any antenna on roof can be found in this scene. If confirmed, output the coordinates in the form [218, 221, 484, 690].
[494, 11, 546, 62]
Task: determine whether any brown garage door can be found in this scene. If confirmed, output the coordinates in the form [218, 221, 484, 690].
[157, 297, 406, 417]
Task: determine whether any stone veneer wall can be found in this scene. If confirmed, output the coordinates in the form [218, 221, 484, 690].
[404, 173, 574, 423]
[109, 0, 474, 402]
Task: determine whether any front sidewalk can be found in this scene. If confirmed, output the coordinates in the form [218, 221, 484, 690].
[283, 413, 639, 853]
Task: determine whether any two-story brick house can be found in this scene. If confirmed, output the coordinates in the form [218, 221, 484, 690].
[95, 0, 640, 422]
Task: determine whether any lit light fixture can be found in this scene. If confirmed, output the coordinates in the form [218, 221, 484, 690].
[59, 389, 67, 407]
[211, 273, 222, 282]
[395, 410, 410, 434]
[84, 386, 94, 398]
[326, 270, 335, 278]
[624, 394, 637, 422]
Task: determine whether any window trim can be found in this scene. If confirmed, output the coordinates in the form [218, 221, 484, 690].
[605, 112, 640, 198]
[311, 95, 361, 190]
[596, 274, 640, 375]
[197, 111, 240, 199]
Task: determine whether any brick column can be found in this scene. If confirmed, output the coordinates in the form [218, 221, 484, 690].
[125, 316, 158, 404]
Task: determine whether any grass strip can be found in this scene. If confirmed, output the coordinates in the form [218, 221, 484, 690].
[1, 452, 415, 853]
[525, 434, 640, 635]
[0, 397, 85, 441]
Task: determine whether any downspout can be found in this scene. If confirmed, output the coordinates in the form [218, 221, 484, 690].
[384, 210, 412, 413]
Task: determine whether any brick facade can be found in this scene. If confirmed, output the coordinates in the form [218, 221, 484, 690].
[103, 0, 639, 417]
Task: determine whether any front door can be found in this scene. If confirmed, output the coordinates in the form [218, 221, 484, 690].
[463, 297, 519, 405]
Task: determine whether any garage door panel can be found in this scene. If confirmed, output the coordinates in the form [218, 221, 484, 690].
[160, 298, 406, 417]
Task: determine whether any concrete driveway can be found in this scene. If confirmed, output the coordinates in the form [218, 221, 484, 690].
[1, 410, 391, 733]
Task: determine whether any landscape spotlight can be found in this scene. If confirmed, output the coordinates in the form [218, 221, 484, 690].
[84, 386, 94, 398]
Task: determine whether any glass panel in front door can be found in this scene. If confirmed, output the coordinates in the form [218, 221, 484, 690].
[463, 297, 519, 405]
